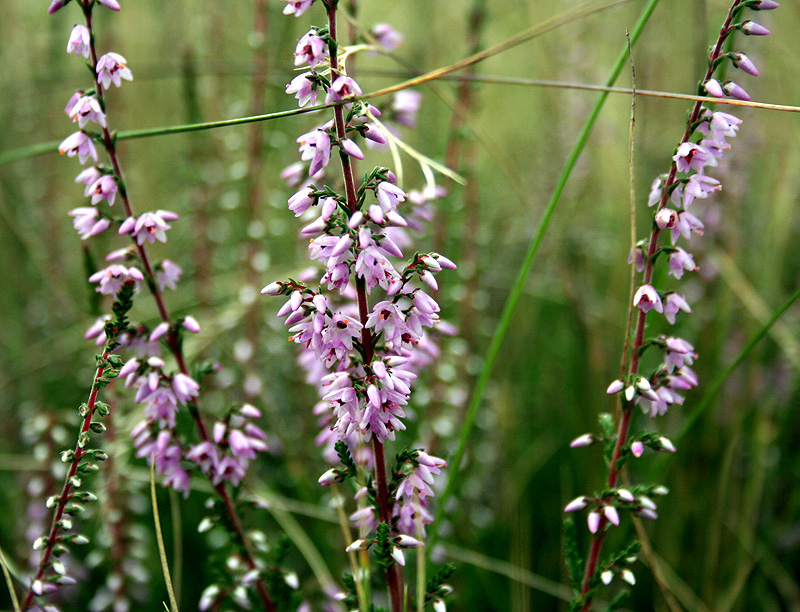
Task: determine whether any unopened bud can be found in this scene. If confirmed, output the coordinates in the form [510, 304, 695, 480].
[569, 433, 594, 448]
[261, 281, 283, 295]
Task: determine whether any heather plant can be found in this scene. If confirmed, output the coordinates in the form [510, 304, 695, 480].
[32, 0, 284, 609]
[264, 1, 457, 609]
[563, 1, 780, 609]
[1, 0, 799, 611]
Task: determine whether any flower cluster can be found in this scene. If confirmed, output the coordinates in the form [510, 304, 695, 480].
[265, 17, 456, 535]
[46, 2, 279, 609]
[265, 5, 456, 610]
[565, 0, 779, 601]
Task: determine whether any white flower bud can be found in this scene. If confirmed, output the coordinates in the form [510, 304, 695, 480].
[606, 379, 624, 394]
[616, 488, 635, 502]
[569, 434, 594, 448]
[346, 539, 368, 552]
[390, 546, 406, 566]
[261, 281, 282, 295]
[621, 569, 636, 585]
[658, 436, 677, 453]
[564, 496, 589, 512]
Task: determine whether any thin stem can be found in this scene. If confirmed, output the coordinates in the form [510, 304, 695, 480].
[578, 2, 743, 607]
[21, 355, 109, 611]
[326, 2, 402, 610]
[81, 6, 276, 610]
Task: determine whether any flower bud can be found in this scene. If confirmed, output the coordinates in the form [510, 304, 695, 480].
[390, 546, 406, 566]
[587, 511, 601, 533]
[621, 569, 636, 585]
[318, 468, 340, 486]
[722, 81, 751, 101]
[616, 488, 635, 502]
[601, 570, 613, 585]
[33, 536, 50, 551]
[48, 0, 69, 13]
[569, 433, 594, 448]
[631, 441, 644, 457]
[731, 52, 759, 76]
[606, 379, 624, 394]
[741, 20, 770, 35]
[340, 138, 365, 160]
[658, 436, 677, 452]
[704, 79, 724, 98]
[655, 208, 678, 229]
[346, 539, 368, 552]
[604, 505, 620, 526]
[564, 496, 589, 512]
[149, 322, 170, 342]
[639, 495, 658, 510]
[183, 316, 201, 333]
[395, 534, 423, 548]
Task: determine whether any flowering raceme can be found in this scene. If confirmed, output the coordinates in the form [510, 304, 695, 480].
[565, 0, 779, 607]
[38, 1, 282, 610]
[264, 3, 456, 610]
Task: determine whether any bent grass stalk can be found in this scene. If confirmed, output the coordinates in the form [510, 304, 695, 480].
[150, 460, 180, 612]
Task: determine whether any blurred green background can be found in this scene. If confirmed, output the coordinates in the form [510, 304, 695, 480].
[1, 0, 799, 610]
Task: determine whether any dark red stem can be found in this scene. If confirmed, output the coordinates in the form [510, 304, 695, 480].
[80, 4, 276, 610]
[22, 353, 109, 610]
[325, 2, 403, 611]
[578, 2, 742, 608]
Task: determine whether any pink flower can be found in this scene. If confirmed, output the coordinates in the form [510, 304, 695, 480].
[282, 0, 315, 17]
[88, 264, 144, 295]
[297, 129, 331, 176]
[668, 247, 698, 279]
[66, 25, 91, 58]
[157, 259, 182, 291]
[325, 75, 362, 104]
[392, 90, 422, 127]
[69, 207, 110, 239]
[121, 210, 178, 245]
[96, 52, 133, 89]
[671, 210, 704, 243]
[633, 285, 663, 314]
[372, 23, 403, 50]
[68, 95, 107, 128]
[76, 166, 102, 188]
[673, 142, 708, 173]
[663, 292, 692, 324]
[295, 30, 328, 67]
[58, 131, 97, 164]
[98, 0, 121, 10]
[286, 72, 319, 107]
[88, 175, 118, 206]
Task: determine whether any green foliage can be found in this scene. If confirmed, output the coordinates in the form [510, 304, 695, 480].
[563, 517, 584, 594]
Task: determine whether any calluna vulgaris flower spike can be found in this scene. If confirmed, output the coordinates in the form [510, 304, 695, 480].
[264, 1, 455, 610]
[564, 0, 778, 609]
[49, 1, 280, 610]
